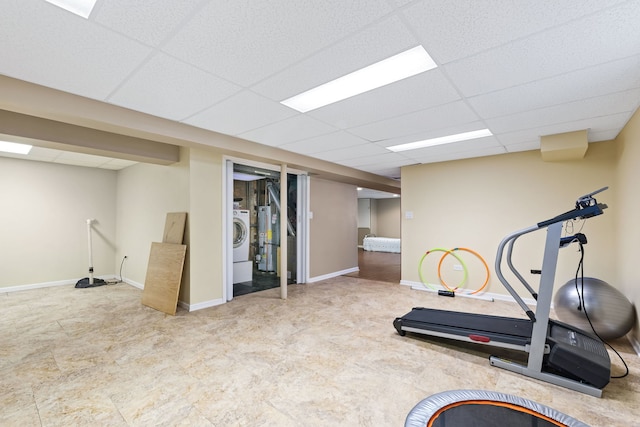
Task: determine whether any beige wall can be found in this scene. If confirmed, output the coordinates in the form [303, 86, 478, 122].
[115, 150, 189, 294]
[376, 198, 401, 239]
[357, 198, 371, 229]
[115, 147, 224, 306]
[0, 157, 117, 288]
[401, 142, 617, 297]
[370, 198, 378, 235]
[6, 144, 224, 307]
[613, 108, 640, 344]
[187, 148, 224, 304]
[309, 177, 358, 278]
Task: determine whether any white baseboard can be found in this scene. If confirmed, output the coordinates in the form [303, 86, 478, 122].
[1, 275, 116, 293]
[308, 267, 359, 283]
[178, 298, 226, 312]
[400, 279, 537, 305]
[122, 278, 144, 290]
[628, 333, 640, 357]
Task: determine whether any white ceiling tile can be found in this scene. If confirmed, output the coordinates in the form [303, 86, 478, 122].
[103, 158, 138, 167]
[99, 163, 126, 170]
[279, 132, 369, 155]
[0, 2, 151, 100]
[56, 151, 113, 165]
[468, 55, 640, 119]
[2, 2, 639, 175]
[504, 141, 540, 153]
[0, 152, 37, 162]
[336, 152, 415, 168]
[307, 70, 460, 129]
[495, 111, 631, 147]
[27, 146, 63, 161]
[312, 144, 389, 162]
[486, 90, 640, 134]
[349, 101, 480, 142]
[109, 53, 242, 121]
[389, 0, 414, 7]
[251, 14, 419, 101]
[444, 1, 640, 96]
[99, 160, 136, 170]
[163, 0, 393, 86]
[402, 0, 627, 64]
[184, 90, 297, 136]
[238, 115, 336, 147]
[588, 129, 620, 142]
[94, 0, 204, 46]
[370, 167, 402, 179]
[414, 146, 507, 165]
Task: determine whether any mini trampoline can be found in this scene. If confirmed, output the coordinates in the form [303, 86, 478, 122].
[405, 390, 589, 427]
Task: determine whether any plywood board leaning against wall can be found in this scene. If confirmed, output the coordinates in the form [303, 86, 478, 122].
[141, 242, 187, 315]
[163, 212, 187, 244]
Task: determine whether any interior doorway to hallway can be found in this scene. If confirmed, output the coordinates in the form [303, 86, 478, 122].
[345, 248, 400, 284]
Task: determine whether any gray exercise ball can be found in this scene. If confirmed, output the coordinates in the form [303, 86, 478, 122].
[554, 277, 635, 340]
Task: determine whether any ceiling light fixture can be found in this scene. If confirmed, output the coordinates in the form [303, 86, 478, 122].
[386, 129, 493, 152]
[0, 141, 33, 155]
[44, 0, 97, 19]
[281, 46, 437, 113]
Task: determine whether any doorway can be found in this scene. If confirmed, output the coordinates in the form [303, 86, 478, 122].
[226, 161, 307, 299]
[350, 192, 401, 283]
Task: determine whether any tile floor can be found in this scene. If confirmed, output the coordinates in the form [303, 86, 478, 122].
[1, 277, 638, 426]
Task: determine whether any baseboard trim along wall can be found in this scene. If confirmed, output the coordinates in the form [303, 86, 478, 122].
[122, 278, 226, 312]
[1, 276, 115, 293]
[123, 278, 144, 289]
[400, 280, 539, 305]
[178, 298, 226, 312]
[629, 334, 640, 357]
[308, 267, 359, 283]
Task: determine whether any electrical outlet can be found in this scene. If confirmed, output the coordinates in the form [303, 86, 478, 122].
[453, 264, 463, 271]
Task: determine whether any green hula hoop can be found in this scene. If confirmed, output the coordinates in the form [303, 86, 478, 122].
[418, 248, 469, 291]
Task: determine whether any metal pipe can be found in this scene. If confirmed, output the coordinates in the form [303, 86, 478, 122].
[266, 181, 296, 237]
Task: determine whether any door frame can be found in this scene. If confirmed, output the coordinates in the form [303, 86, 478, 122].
[223, 156, 308, 301]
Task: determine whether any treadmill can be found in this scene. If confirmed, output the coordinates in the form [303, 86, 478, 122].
[393, 188, 612, 397]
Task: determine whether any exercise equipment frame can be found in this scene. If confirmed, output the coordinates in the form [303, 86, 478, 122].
[394, 188, 611, 397]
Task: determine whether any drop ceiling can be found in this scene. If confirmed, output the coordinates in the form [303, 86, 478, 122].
[1, 1, 639, 180]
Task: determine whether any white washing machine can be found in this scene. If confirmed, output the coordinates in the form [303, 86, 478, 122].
[232, 209, 250, 262]
[233, 209, 253, 284]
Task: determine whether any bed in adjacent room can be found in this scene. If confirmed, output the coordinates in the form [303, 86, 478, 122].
[362, 235, 401, 253]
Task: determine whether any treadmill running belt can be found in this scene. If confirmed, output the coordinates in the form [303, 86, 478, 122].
[395, 307, 534, 346]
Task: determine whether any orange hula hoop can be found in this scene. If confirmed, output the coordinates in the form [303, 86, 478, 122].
[437, 247, 490, 294]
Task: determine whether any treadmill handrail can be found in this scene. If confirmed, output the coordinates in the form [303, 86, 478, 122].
[495, 225, 538, 320]
[506, 234, 538, 299]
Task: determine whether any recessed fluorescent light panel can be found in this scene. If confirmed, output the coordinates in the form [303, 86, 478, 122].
[386, 129, 493, 152]
[0, 141, 33, 155]
[281, 46, 437, 113]
[44, 0, 97, 18]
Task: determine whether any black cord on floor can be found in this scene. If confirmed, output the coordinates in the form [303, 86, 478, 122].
[119, 255, 127, 283]
[574, 242, 629, 379]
